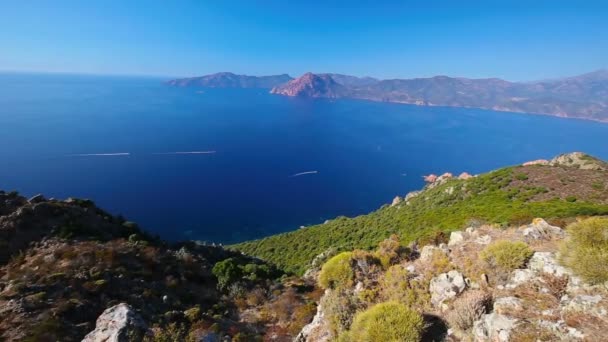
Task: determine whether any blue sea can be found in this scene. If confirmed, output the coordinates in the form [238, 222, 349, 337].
[1, 72, 607, 243]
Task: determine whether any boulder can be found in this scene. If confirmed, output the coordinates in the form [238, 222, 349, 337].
[391, 196, 402, 207]
[448, 231, 466, 246]
[473, 313, 518, 342]
[521, 218, 564, 240]
[493, 297, 523, 315]
[458, 172, 474, 180]
[295, 290, 331, 342]
[430, 270, 466, 306]
[82, 303, 148, 342]
[506, 269, 535, 289]
[419, 245, 447, 262]
[528, 252, 571, 277]
[474, 235, 492, 245]
[564, 295, 603, 314]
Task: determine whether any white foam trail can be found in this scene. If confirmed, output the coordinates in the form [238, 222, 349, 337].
[290, 170, 318, 177]
[152, 151, 216, 155]
[67, 153, 130, 157]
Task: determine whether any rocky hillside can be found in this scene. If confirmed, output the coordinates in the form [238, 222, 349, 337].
[270, 73, 349, 98]
[296, 217, 608, 341]
[166, 72, 293, 88]
[272, 70, 608, 122]
[0, 193, 318, 341]
[232, 152, 608, 274]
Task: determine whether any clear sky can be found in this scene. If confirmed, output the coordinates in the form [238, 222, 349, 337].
[1, 1, 606, 81]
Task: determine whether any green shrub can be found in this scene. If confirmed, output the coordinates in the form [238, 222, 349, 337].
[318, 252, 354, 290]
[565, 195, 577, 202]
[480, 240, 533, 270]
[212, 258, 242, 290]
[559, 217, 608, 284]
[349, 302, 424, 342]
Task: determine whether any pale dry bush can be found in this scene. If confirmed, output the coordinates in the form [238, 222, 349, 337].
[445, 290, 492, 332]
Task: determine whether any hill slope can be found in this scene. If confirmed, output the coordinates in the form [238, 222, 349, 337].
[231, 153, 608, 274]
[166, 72, 292, 88]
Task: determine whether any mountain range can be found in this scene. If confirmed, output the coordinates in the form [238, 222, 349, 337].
[168, 70, 608, 122]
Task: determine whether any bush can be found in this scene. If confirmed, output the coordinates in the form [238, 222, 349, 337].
[318, 252, 354, 290]
[480, 240, 533, 270]
[322, 289, 359, 336]
[446, 290, 491, 332]
[559, 217, 608, 284]
[349, 302, 424, 341]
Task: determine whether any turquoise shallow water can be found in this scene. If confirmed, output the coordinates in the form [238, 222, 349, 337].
[1, 72, 607, 243]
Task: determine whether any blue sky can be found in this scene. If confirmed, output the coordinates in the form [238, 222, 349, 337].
[1, 1, 606, 81]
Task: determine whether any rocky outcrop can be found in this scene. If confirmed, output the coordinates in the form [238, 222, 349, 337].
[295, 291, 331, 342]
[270, 73, 348, 98]
[82, 303, 149, 342]
[390, 196, 402, 207]
[522, 159, 549, 166]
[430, 270, 467, 307]
[550, 152, 608, 170]
[473, 313, 518, 342]
[520, 218, 564, 240]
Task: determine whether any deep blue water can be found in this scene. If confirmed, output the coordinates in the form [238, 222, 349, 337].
[1, 72, 607, 243]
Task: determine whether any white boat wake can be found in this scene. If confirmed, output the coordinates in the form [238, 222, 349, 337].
[67, 153, 130, 157]
[290, 170, 318, 177]
[152, 151, 216, 155]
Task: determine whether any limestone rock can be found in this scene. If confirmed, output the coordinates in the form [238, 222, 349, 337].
[295, 290, 331, 342]
[448, 231, 466, 246]
[523, 159, 549, 166]
[420, 245, 447, 262]
[430, 270, 466, 306]
[550, 152, 608, 171]
[391, 196, 402, 207]
[458, 172, 474, 180]
[473, 313, 518, 342]
[493, 297, 523, 315]
[528, 252, 571, 277]
[474, 235, 492, 245]
[521, 218, 564, 240]
[28, 194, 46, 203]
[506, 269, 536, 289]
[564, 295, 603, 314]
[82, 303, 148, 342]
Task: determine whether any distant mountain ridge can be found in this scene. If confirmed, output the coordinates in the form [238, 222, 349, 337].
[166, 72, 292, 88]
[167, 70, 608, 122]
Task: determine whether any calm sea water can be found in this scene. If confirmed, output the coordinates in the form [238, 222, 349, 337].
[1, 72, 607, 243]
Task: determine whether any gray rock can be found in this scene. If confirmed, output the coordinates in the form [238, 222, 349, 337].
[564, 294, 603, 313]
[430, 270, 466, 306]
[82, 303, 148, 342]
[420, 245, 447, 262]
[390, 196, 402, 207]
[528, 252, 571, 277]
[295, 290, 331, 342]
[474, 235, 492, 245]
[448, 231, 466, 246]
[473, 313, 518, 342]
[521, 218, 564, 240]
[493, 297, 523, 314]
[506, 269, 536, 289]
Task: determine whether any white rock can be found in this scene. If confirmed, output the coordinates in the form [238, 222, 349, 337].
[429, 270, 466, 306]
[419, 245, 447, 262]
[564, 295, 603, 313]
[295, 290, 331, 342]
[506, 269, 535, 289]
[521, 218, 564, 240]
[528, 252, 571, 277]
[474, 235, 492, 245]
[82, 303, 148, 342]
[448, 231, 466, 246]
[390, 196, 402, 207]
[473, 313, 518, 342]
[493, 297, 523, 314]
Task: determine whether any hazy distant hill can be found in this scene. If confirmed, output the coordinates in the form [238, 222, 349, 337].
[270, 70, 608, 122]
[167, 70, 608, 122]
[166, 72, 292, 88]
